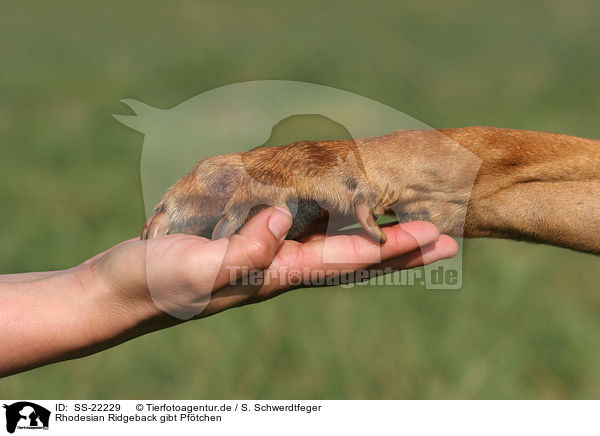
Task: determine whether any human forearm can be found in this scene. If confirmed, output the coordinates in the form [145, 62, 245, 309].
[0, 265, 163, 377]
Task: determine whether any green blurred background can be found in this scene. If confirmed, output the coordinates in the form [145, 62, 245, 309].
[1, 0, 599, 399]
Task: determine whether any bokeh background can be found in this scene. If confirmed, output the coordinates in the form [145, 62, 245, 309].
[1, 0, 599, 399]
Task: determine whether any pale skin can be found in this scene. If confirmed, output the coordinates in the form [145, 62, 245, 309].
[0, 207, 458, 377]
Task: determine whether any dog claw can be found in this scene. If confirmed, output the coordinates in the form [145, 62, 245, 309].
[211, 217, 236, 240]
[141, 211, 171, 240]
[354, 202, 387, 244]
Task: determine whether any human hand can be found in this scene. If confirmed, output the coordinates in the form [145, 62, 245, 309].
[0, 207, 457, 376]
[84, 207, 458, 331]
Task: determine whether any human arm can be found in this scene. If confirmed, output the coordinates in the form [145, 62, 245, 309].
[0, 207, 457, 377]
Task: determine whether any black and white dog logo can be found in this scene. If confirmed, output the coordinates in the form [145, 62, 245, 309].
[3, 402, 50, 434]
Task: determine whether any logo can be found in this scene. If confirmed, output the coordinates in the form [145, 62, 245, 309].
[3, 402, 50, 434]
[113, 80, 478, 319]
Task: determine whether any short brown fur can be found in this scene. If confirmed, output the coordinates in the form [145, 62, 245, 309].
[147, 127, 600, 255]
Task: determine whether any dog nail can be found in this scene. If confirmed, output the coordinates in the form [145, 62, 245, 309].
[211, 217, 236, 240]
[354, 202, 387, 244]
[141, 211, 170, 240]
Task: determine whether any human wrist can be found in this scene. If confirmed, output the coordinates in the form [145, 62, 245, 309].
[73, 258, 178, 347]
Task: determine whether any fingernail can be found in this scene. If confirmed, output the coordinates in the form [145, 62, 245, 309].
[268, 207, 293, 241]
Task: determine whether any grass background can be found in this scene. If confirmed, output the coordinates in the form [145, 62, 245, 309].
[1, 0, 599, 398]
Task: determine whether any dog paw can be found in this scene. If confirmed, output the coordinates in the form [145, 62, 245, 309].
[141, 139, 396, 243]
